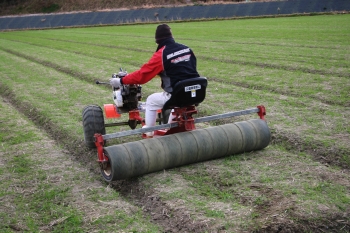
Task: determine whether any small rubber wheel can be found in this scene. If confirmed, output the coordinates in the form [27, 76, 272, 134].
[100, 150, 117, 182]
[100, 160, 112, 182]
[82, 105, 106, 148]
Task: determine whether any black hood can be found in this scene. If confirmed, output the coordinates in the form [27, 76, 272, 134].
[156, 37, 175, 52]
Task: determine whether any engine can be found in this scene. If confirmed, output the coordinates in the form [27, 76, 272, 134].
[113, 84, 142, 111]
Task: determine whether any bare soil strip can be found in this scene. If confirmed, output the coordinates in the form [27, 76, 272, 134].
[111, 180, 210, 232]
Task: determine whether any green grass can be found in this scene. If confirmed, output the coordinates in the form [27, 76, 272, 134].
[0, 14, 349, 232]
[0, 97, 159, 232]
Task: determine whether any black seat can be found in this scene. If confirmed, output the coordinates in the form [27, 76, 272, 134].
[162, 77, 207, 123]
[163, 77, 207, 110]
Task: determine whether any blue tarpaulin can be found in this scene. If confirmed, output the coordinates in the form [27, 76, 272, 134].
[0, 0, 349, 31]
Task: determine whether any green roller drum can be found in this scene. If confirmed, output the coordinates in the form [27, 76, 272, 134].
[102, 119, 270, 181]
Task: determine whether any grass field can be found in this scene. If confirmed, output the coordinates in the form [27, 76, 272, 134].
[0, 14, 349, 232]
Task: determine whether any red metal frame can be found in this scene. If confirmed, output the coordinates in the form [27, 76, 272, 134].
[95, 105, 267, 166]
[163, 106, 197, 135]
[257, 105, 266, 120]
[95, 133, 108, 163]
[142, 106, 197, 138]
[129, 110, 144, 124]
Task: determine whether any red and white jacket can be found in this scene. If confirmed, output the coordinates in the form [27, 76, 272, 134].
[121, 38, 199, 93]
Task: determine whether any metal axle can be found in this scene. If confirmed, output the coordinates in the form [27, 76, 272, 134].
[101, 106, 265, 141]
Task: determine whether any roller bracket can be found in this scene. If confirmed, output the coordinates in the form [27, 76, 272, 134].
[94, 133, 108, 163]
[128, 110, 144, 129]
[165, 106, 196, 134]
[257, 105, 266, 120]
[129, 110, 144, 123]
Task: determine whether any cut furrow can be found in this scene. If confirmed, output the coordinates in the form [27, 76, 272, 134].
[0, 82, 96, 167]
[110, 180, 210, 233]
[271, 127, 350, 170]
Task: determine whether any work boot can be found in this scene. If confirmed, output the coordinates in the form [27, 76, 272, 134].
[142, 125, 154, 138]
